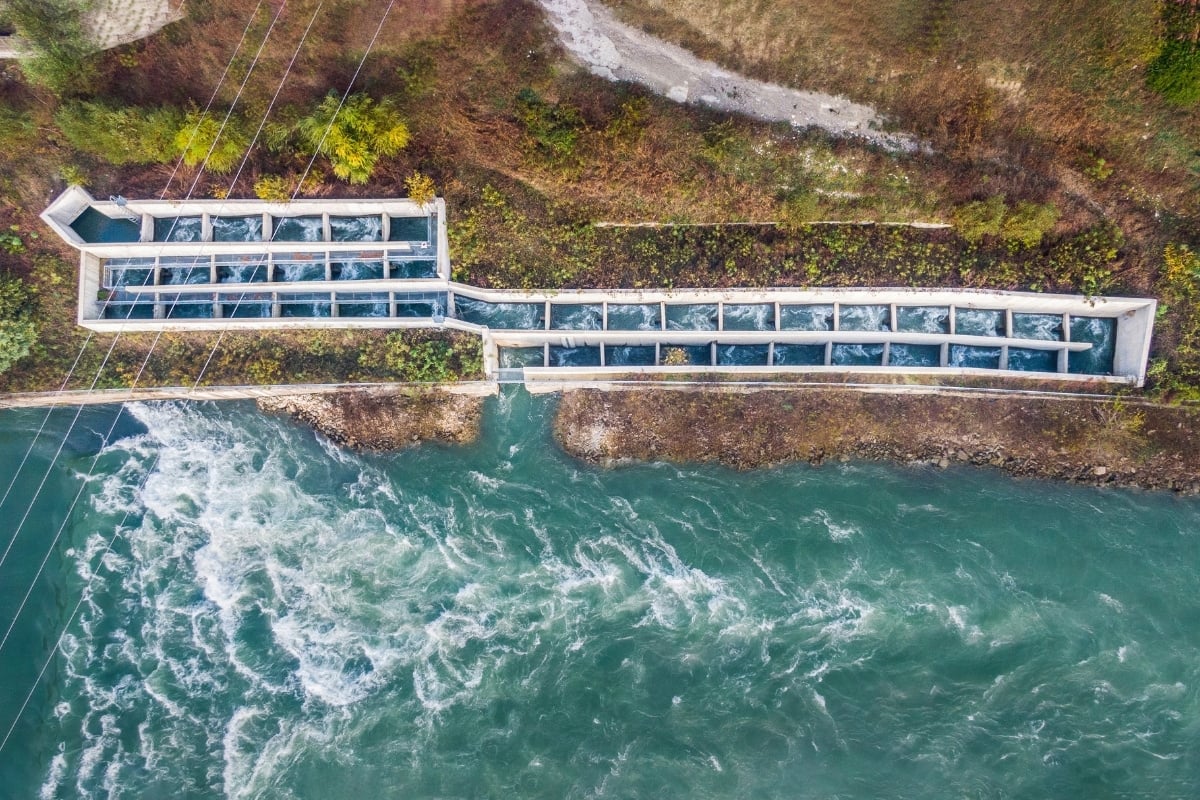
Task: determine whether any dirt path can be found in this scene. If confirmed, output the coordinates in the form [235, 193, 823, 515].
[536, 0, 919, 151]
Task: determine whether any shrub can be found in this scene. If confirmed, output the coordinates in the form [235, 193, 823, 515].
[56, 102, 183, 165]
[297, 93, 410, 184]
[514, 88, 585, 161]
[254, 175, 291, 202]
[174, 110, 251, 174]
[404, 171, 436, 207]
[1001, 201, 1060, 248]
[360, 332, 481, 382]
[952, 195, 1006, 242]
[0, 275, 36, 375]
[954, 196, 1058, 248]
[377, 334, 453, 382]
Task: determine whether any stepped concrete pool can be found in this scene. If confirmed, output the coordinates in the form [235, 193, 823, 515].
[44, 188, 1158, 386]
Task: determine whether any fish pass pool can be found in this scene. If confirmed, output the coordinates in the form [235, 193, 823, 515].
[70, 207, 140, 243]
[45, 190, 1154, 384]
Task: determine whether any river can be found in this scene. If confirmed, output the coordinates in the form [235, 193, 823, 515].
[0, 392, 1197, 797]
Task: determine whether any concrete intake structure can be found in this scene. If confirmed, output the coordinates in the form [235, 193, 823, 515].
[42, 188, 1157, 386]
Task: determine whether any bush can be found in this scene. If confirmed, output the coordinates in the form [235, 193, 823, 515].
[404, 171, 436, 207]
[360, 332, 482, 382]
[254, 175, 291, 202]
[297, 93, 410, 184]
[1001, 201, 1060, 248]
[0, 275, 36, 375]
[954, 196, 1058, 248]
[952, 195, 1006, 242]
[514, 88, 585, 161]
[175, 110, 251, 174]
[56, 102, 183, 165]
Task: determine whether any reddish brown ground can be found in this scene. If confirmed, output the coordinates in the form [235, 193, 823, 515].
[258, 388, 483, 450]
[554, 387, 1200, 493]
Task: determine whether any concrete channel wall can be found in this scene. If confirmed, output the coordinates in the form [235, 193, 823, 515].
[42, 188, 1159, 387]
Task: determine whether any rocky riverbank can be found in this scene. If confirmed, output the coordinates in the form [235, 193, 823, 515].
[554, 387, 1200, 493]
[258, 388, 484, 451]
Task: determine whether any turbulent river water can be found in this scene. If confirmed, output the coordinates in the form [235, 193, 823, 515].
[0, 392, 1198, 798]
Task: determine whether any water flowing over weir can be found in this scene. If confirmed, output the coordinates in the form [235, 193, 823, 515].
[1, 396, 1199, 798]
[41, 188, 1159, 386]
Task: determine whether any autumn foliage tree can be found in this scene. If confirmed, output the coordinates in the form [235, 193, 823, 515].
[297, 93, 410, 184]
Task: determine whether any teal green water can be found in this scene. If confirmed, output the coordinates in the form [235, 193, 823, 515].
[1, 393, 1199, 798]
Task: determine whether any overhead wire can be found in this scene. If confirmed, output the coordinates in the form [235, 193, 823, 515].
[0, 0, 288, 579]
[0, 0, 271, 518]
[0, 0, 399, 752]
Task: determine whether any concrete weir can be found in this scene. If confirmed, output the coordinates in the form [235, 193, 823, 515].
[42, 188, 1158, 386]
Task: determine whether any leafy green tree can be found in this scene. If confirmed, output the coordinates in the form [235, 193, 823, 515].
[297, 93, 410, 184]
[56, 102, 183, 165]
[174, 110, 251, 174]
[0, 275, 36, 375]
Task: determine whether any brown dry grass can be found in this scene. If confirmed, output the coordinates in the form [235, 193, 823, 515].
[607, 0, 1199, 227]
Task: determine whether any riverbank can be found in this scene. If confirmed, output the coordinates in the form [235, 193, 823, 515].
[257, 387, 486, 451]
[554, 386, 1200, 493]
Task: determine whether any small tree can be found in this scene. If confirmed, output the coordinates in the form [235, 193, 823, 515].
[297, 93, 410, 184]
[404, 171, 436, 207]
[56, 102, 183, 165]
[8, 0, 97, 94]
[174, 110, 251, 174]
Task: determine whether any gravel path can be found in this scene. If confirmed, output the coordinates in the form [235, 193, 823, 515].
[536, 0, 918, 151]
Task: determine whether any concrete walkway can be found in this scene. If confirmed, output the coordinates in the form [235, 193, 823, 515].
[0, 381, 497, 410]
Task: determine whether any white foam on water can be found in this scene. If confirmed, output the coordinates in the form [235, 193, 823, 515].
[805, 509, 859, 542]
[945, 605, 983, 644]
[38, 745, 67, 800]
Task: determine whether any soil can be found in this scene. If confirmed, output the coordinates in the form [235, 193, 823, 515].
[258, 387, 484, 451]
[554, 387, 1200, 493]
[535, 0, 918, 151]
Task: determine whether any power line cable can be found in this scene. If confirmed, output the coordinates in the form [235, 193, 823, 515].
[0, 0, 397, 747]
[0, 0, 332, 664]
[0, 0, 272, 517]
[0, 1, 288, 583]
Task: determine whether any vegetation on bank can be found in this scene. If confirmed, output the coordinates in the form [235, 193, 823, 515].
[1, 0, 96, 93]
[0, 0, 1196, 399]
[1147, 1, 1200, 106]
